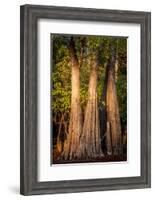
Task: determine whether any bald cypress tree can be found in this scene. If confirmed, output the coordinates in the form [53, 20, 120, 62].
[77, 50, 103, 159]
[62, 37, 83, 160]
[105, 44, 123, 155]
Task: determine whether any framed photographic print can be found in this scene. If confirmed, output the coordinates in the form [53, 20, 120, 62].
[20, 4, 151, 195]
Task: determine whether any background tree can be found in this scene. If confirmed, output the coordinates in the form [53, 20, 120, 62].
[52, 36, 71, 154]
[106, 45, 122, 155]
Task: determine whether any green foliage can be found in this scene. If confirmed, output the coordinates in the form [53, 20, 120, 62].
[52, 35, 71, 114]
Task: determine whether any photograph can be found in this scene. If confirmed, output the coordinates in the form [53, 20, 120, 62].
[52, 34, 127, 164]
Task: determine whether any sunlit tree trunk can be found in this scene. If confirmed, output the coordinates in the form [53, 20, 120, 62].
[62, 37, 82, 160]
[106, 46, 122, 155]
[77, 52, 103, 159]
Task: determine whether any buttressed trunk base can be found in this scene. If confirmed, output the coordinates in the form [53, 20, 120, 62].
[77, 54, 103, 159]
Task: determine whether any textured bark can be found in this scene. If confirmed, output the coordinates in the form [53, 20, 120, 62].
[106, 48, 122, 155]
[77, 53, 103, 159]
[62, 37, 82, 160]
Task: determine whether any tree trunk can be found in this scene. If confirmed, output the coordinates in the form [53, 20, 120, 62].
[56, 113, 68, 153]
[62, 37, 82, 160]
[77, 52, 103, 159]
[106, 121, 112, 155]
[56, 115, 64, 153]
[106, 47, 122, 155]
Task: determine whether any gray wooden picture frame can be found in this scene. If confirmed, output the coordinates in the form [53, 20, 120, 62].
[20, 4, 151, 195]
